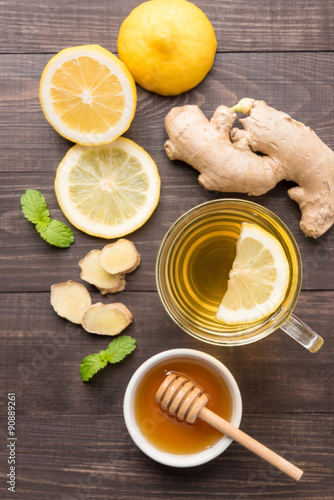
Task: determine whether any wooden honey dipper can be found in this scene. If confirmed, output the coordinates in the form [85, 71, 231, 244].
[155, 373, 303, 481]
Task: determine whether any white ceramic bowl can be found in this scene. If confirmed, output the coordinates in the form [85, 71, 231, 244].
[123, 348, 242, 467]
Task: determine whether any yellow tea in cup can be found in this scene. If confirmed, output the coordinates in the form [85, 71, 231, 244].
[156, 199, 323, 351]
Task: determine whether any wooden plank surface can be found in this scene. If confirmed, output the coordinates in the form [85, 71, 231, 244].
[1, 0, 334, 53]
[1, 292, 333, 498]
[1, 292, 333, 414]
[1, 0, 334, 498]
[1, 414, 332, 499]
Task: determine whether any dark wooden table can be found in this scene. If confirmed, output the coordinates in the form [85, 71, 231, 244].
[1, 1, 334, 498]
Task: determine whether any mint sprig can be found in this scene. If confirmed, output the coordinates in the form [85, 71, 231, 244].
[21, 189, 74, 248]
[79, 353, 109, 382]
[80, 336, 136, 382]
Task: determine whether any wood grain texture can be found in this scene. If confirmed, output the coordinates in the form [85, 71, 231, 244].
[2, 52, 334, 165]
[1, 0, 334, 53]
[1, 0, 334, 498]
[0, 292, 332, 415]
[2, 171, 334, 292]
[0, 291, 333, 498]
[1, 52, 334, 292]
[0, 414, 332, 499]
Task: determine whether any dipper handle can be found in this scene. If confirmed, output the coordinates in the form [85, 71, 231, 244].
[199, 406, 303, 482]
[155, 373, 303, 481]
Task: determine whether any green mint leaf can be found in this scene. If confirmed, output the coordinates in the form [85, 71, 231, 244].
[80, 337, 136, 382]
[105, 336, 136, 364]
[99, 350, 110, 364]
[21, 189, 50, 224]
[38, 219, 74, 248]
[21, 189, 74, 248]
[79, 353, 108, 382]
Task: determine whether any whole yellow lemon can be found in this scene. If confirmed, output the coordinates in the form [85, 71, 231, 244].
[117, 0, 217, 96]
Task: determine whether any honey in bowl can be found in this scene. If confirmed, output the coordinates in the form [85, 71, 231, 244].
[133, 356, 233, 455]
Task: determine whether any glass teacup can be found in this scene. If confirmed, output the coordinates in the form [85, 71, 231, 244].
[156, 199, 323, 352]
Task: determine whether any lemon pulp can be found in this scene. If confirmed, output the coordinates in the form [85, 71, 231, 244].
[55, 137, 160, 238]
[40, 45, 136, 145]
[216, 223, 290, 324]
[51, 57, 126, 133]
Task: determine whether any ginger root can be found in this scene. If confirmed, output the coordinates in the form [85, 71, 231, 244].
[79, 239, 140, 294]
[82, 303, 133, 336]
[164, 98, 334, 238]
[50, 281, 92, 324]
[99, 239, 140, 274]
[51, 239, 138, 336]
[51, 281, 132, 336]
[79, 249, 125, 295]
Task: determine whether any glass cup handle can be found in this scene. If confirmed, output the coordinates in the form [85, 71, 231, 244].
[280, 314, 324, 353]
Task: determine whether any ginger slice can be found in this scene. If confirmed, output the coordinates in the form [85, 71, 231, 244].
[99, 239, 140, 275]
[79, 249, 125, 295]
[50, 281, 92, 324]
[82, 302, 133, 336]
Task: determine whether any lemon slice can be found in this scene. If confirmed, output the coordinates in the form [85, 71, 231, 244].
[39, 45, 137, 145]
[55, 137, 160, 238]
[216, 223, 289, 324]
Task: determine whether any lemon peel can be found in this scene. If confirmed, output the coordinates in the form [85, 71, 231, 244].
[39, 45, 137, 145]
[117, 0, 217, 96]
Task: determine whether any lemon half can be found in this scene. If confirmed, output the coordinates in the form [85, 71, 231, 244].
[55, 138, 160, 238]
[216, 223, 290, 324]
[40, 45, 137, 145]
